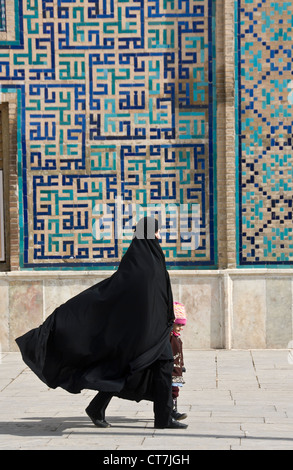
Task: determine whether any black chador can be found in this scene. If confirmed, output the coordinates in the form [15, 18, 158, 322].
[16, 217, 187, 428]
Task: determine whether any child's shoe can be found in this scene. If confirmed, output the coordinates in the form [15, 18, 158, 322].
[172, 398, 187, 421]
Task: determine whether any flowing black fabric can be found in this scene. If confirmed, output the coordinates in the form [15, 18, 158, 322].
[16, 217, 175, 396]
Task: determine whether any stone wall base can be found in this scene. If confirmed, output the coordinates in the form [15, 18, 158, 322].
[1, 270, 292, 351]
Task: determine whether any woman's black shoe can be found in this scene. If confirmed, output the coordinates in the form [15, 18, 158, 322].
[86, 410, 111, 428]
[155, 418, 188, 429]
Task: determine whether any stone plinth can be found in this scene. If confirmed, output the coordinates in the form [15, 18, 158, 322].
[1, 269, 293, 351]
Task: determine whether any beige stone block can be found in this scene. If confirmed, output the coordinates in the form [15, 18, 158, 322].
[0, 280, 9, 351]
[266, 279, 292, 349]
[232, 278, 266, 349]
[9, 281, 43, 351]
[180, 277, 223, 349]
[170, 277, 180, 304]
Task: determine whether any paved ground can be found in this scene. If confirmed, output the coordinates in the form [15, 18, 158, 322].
[0, 350, 293, 451]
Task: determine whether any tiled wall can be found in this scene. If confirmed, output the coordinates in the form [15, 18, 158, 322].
[1, 1, 292, 270]
[1, 1, 293, 350]
[0, 0, 217, 270]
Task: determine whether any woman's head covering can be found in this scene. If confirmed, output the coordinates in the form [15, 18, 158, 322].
[133, 216, 160, 239]
[173, 301, 187, 325]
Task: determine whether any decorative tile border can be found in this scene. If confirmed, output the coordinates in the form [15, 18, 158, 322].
[0, 0, 6, 32]
[0, 170, 4, 260]
[0, 0, 21, 47]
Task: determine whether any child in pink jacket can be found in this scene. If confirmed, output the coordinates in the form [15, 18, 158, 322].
[170, 302, 187, 421]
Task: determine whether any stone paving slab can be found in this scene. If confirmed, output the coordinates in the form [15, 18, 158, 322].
[0, 350, 293, 451]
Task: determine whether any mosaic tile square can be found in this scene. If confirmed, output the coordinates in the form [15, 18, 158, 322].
[237, 0, 293, 266]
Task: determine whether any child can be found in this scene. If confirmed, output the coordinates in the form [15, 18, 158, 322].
[170, 301, 187, 421]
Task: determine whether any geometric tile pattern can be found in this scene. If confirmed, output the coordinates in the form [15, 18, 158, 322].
[237, 0, 293, 265]
[1, 0, 217, 269]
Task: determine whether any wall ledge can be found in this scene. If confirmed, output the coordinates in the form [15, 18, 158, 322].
[2, 268, 293, 280]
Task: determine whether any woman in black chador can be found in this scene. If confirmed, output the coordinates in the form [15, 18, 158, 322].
[16, 216, 187, 429]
